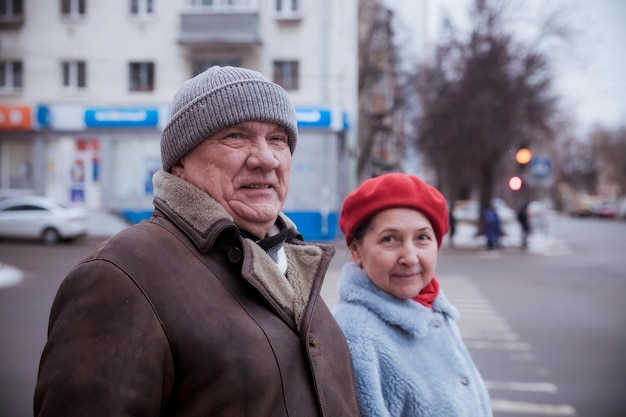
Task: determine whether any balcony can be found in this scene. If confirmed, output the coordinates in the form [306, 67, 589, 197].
[179, 7, 260, 46]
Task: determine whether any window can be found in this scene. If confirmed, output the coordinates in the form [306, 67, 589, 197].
[188, 0, 247, 11]
[273, 61, 299, 91]
[62, 61, 86, 89]
[61, 0, 86, 18]
[275, 0, 299, 14]
[129, 62, 154, 91]
[0, 0, 23, 19]
[130, 0, 154, 16]
[191, 58, 239, 77]
[0, 60, 23, 91]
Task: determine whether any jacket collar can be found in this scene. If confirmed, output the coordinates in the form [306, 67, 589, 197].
[152, 170, 299, 251]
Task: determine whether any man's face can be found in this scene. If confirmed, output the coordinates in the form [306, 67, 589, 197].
[172, 121, 292, 238]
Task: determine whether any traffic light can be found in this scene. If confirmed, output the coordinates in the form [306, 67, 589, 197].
[515, 146, 532, 165]
[510, 145, 531, 191]
[508, 175, 523, 191]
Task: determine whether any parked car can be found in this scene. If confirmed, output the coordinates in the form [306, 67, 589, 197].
[594, 199, 617, 218]
[0, 196, 87, 244]
[568, 194, 598, 217]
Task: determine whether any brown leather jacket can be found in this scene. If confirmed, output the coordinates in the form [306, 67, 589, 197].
[34, 172, 360, 417]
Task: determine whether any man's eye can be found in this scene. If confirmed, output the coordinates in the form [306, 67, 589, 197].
[270, 135, 289, 143]
[226, 132, 244, 139]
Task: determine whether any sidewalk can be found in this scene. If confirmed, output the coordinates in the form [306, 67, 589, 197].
[0, 210, 569, 288]
[0, 209, 132, 288]
[443, 220, 570, 256]
[84, 208, 133, 239]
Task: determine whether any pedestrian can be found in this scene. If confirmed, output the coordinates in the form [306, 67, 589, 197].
[34, 66, 360, 417]
[332, 173, 493, 417]
[483, 202, 501, 250]
[448, 202, 457, 248]
[517, 200, 531, 250]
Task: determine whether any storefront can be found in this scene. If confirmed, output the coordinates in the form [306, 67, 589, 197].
[284, 106, 350, 241]
[0, 103, 351, 241]
[0, 105, 41, 198]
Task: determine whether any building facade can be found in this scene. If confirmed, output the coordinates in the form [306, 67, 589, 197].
[0, 0, 358, 240]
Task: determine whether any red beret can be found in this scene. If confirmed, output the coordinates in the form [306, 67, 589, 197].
[339, 173, 449, 247]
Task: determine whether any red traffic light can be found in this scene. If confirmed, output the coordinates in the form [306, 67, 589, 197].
[509, 176, 523, 191]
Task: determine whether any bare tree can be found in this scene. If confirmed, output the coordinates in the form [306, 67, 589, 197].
[590, 126, 626, 196]
[414, 0, 569, 220]
[357, 0, 407, 181]
[554, 133, 598, 194]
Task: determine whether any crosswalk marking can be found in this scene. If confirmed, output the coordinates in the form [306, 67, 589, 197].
[441, 275, 577, 416]
[485, 381, 558, 394]
[491, 399, 576, 416]
[465, 340, 532, 351]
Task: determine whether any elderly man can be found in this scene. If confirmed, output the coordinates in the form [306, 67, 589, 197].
[34, 66, 360, 417]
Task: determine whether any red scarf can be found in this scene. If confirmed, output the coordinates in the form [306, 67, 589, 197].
[412, 277, 440, 308]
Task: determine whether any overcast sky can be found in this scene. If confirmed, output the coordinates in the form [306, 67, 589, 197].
[389, 0, 626, 136]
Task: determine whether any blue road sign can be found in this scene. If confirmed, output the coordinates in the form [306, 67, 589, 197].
[530, 157, 551, 179]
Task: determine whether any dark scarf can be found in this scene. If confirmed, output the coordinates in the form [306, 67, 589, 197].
[240, 216, 288, 263]
[412, 277, 440, 308]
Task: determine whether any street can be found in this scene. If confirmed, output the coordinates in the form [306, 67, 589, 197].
[1, 213, 626, 417]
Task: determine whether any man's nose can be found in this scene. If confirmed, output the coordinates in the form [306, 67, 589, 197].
[246, 138, 279, 169]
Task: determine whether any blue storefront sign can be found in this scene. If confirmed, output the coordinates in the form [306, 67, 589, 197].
[295, 106, 349, 131]
[84, 108, 159, 128]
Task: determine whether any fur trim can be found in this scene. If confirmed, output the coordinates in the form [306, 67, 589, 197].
[153, 170, 232, 234]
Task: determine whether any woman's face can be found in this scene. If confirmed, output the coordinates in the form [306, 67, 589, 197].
[349, 208, 439, 300]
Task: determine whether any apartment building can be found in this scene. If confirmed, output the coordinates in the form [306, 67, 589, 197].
[0, 0, 358, 240]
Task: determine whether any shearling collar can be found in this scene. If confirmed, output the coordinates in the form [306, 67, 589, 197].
[152, 170, 323, 329]
[152, 170, 298, 236]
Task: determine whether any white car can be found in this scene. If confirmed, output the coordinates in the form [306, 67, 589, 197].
[0, 196, 88, 244]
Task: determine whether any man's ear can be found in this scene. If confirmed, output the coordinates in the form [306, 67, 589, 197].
[171, 161, 185, 178]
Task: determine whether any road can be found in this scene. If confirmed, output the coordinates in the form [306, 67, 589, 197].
[1, 213, 625, 417]
[326, 213, 626, 417]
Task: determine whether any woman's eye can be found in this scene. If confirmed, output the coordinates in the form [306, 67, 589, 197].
[417, 233, 432, 242]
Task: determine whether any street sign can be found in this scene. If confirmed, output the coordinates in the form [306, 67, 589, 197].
[530, 157, 551, 179]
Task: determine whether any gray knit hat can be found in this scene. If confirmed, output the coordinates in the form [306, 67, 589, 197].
[160, 66, 298, 172]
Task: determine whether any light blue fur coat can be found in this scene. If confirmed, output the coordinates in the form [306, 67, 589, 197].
[332, 262, 493, 417]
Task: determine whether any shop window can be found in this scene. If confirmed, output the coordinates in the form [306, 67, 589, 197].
[0, 0, 23, 19]
[61, 0, 86, 18]
[129, 62, 154, 91]
[273, 60, 299, 91]
[0, 60, 23, 92]
[62, 60, 86, 89]
[130, 0, 154, 16]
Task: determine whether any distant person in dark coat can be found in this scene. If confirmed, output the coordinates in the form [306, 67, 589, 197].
[448, 203, 457, 248]
[517, 201, 531, 250]
[483, 203, 501, 250]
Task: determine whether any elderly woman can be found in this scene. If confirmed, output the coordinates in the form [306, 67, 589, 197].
[332, 173, 492, 417]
